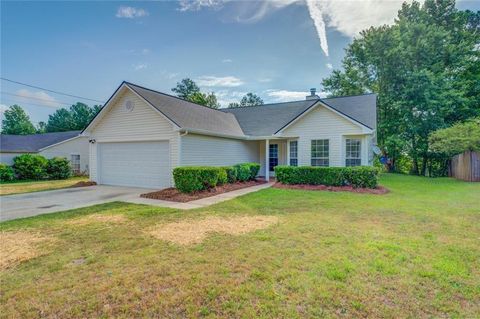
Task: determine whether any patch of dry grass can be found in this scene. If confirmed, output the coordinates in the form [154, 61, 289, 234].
[147, 215, 279, 245]
[0, 176, 88, 196]
[65, 214, 127, 226]
[0, 231, 55, 270]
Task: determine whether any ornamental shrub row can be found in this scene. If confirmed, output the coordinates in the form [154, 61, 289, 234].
[274, 165, 379, 188]
[0, 154, 72, 182]
[173, 162, 261, 193]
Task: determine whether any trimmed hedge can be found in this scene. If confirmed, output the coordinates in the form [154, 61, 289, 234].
[47, 157, 72, 180]
[221, 166, 237, 183]
[13, 154, 48, 180]
[233, 162, 260, 181]
[0, 164, 15, 182]
[174, 162, 262, 193]
[275, 165, 379, 188]
[233, 163, 251, 182]
[173, 166, 223, 193]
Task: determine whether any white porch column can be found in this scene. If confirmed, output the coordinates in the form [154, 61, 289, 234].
[265, 139, 269, 181]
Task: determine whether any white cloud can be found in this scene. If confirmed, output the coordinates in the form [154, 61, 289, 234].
[116, 6, 149, 19]
[215, 90, 248, 107]
[222, 58, 232, 63]
[265, 89, 308, 102]
[258, 78, 272, 83]
[0, 104, 9, 114]
[15, 89, 61, 108]
[133, 63, 148, 71]
[326, 63, 333, 69]
[179, 0, 418, 56]
[178, 0, 224, 11]
[196, 75, 244, 87]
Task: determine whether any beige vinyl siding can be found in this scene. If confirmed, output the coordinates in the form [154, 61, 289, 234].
[87, 88, 179, 185]
[40, 137, 89, 173]
[280, 105, 367, 167]
[180, 134, 259, 167]
[0, 152, 27, 165]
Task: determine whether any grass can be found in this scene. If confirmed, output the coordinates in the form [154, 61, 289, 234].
[0, 176, 88, 196]
[1, 174, 479, 318]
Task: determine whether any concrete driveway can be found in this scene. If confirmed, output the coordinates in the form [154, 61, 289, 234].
[0, 185, 156, 222]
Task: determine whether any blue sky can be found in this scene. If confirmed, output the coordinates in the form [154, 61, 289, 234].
[1, 0, 479, 125]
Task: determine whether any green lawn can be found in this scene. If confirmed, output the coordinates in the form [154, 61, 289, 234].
[1, 174, 479, 318]
[0, 176, 88, 196]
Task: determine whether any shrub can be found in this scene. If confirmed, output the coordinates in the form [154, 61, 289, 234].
[275, 165, 379, 188]
[245, 162, 260, 180]
[13, 154, 48, 180]
[173, 166, 223, 193]
[221, 166, 237, 183]
[217, 168, 228, 185]
[0, 164, 15, 182]
[234, 163, 251, 182]
[343, 166, 379, 188]
[47, 157, 72, 180]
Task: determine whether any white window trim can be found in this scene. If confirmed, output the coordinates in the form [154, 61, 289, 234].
[311, 139, 330, 167]
[70, 153, 81, 173]
[288, 139, 298, 166]
[345, 138, 362, 167]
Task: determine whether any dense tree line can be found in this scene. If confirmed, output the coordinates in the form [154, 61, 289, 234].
[1, 103, 101, 134]
[322, 0, 479, 175]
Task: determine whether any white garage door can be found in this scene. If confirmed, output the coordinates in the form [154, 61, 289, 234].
[98, 141, 170, 189]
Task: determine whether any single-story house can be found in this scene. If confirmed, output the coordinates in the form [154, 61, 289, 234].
[0, 131, 89, 174]
[82, 82, 377, 189]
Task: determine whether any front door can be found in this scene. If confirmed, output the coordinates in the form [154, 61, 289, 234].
[269, 143, 278, 172]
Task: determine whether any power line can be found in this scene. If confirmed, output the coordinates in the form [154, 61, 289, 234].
[0, 77, 105, 103]
[1, 91, 75, 106]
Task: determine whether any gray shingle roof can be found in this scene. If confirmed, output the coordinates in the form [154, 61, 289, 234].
[222, 94, 376, 136]
[108, 82, 376, 138]
[126, 83, 245, 137]
[221, 100, 317, 136]
[0, 131, 81, 153]
[322, 94, 377, 130]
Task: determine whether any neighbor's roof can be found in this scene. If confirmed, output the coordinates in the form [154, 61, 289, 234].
[125, 82, 245, 137]
[0, 131, 81, 153]
[222, 94, 377, 136]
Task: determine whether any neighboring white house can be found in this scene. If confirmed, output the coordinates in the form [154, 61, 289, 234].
[82, 82, 377, 189]
[0, 131, 89, 174]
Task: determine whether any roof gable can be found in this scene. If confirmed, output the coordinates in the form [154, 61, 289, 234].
[125, 83, 245, 137]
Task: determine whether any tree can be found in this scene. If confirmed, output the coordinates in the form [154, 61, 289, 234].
[189, 92, 220, 109]
[429, 118, 480, 156]
[36, 121, 47, 134]
[1, 105, 36, 135]
[228, 93, 264, 108]
[172, 78, 220, 109]
[321, 0, 479, 175]
[46, 102, 99, 132]
[171, 78, 200, 100]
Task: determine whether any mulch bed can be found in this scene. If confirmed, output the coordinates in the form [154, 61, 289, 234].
[141, 180, 267, 202]
[273, 182, 389, 194]
[70, 181, 97, 188]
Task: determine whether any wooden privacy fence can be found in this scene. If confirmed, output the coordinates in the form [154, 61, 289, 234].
[449, 151, 480, 182]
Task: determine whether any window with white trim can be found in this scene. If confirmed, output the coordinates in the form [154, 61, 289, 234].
[289, 141, 298, 166]
[71, 154, 81, 174]
[269, 144, 278, 172]
[311, 139, 329, 167]
[345, 138, 362, 166]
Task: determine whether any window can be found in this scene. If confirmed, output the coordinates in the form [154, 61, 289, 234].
[269, 144, 278, 171]
[311, 139, 329, 166]
[345, 138, 362, 166]
[71, 154, 81, 174]
[289, 141, 298, 166]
